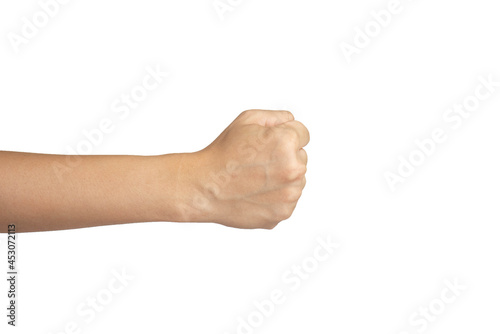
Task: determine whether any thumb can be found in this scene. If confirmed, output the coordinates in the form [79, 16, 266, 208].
[238, 109, 295, 127]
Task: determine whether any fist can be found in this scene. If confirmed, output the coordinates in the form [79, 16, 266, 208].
[193, 109, 309, 229]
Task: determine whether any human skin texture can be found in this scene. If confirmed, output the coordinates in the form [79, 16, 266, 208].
[0, 110, 309, 232]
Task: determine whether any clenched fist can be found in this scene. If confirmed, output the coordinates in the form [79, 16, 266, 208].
[186, 109, 310, 229]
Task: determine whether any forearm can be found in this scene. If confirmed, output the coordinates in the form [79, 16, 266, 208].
[0, 151, 202, 232]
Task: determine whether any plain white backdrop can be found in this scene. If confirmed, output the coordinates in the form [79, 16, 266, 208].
[1, 0, 499, 333]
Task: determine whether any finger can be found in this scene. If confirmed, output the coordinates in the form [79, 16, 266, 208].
[239, 109, 295, 127]
[283, 120, 310, 148]
[291, 175, 306, 189]
[297, 148, 308, 165]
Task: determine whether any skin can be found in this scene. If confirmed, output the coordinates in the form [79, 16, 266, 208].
[0, 110, 309, 233]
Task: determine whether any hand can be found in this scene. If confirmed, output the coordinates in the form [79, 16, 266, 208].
[191, 109, 310, 229]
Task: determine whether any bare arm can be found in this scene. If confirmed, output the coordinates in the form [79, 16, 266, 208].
[0, 110, 309, 233]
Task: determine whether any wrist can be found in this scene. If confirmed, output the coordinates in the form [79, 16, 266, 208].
[154, 151, 218, 223]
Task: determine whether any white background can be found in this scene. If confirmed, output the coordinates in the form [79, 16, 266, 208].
[1, 0, 499, 333]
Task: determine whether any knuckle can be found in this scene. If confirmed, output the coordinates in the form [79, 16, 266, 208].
[300, 176, 307, 188]
[281, 187, 302, 203]
[238, 109, 258, 121]
[263, 221, 279, 230]
[299, 148, 308, 164]
[238, 110, 250, 119]
[262, 126, 277, 142]
[273, 205, 293, 221]
[298, 164, 307, 176]
[299, 164, 307, 177]
[281, 164, 307, 182]
[282, 127, 299, 143]
[241, 109, 256, 116]
[260, 215, 280, 229]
